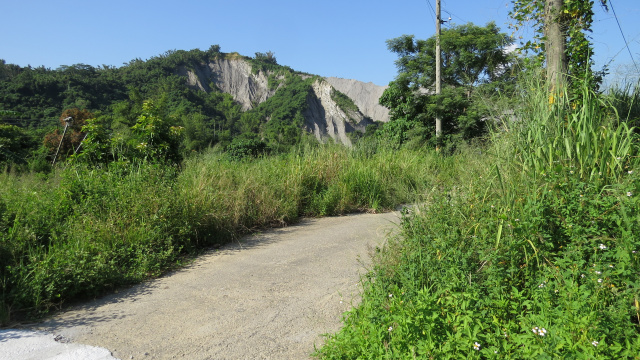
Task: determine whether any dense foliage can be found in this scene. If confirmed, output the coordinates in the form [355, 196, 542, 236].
[379, 22, 516, 148]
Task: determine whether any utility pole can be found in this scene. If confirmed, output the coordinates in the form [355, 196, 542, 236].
[435, 0, 442, 149]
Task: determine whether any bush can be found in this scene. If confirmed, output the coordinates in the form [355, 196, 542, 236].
[225, 138, 269, 161]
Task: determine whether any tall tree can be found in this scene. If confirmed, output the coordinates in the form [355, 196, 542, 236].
[380, 22, 515, 147]
[511, 0, 608, 92]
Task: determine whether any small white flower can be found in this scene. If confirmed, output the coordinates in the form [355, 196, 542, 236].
[532, 327, 547, 336]
[633, 250, 637, 254]
[592, 340, 599, 347]
[595, 271, 602, 275]
[598, 278, 603, 283]
[627, 192, 633, 197]
[538, 283, 546, 288]
[388, 326, 393, 332]
[388, 294, 393, 298]
[629, 170, 634, 174]
[581, 274, 586, 278]
[473, 342, 481, 350]
[599, 244, 608, 250]
[609, 264, 614, 268]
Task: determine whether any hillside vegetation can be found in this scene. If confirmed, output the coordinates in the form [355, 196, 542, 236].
[0, 46, 372, 168]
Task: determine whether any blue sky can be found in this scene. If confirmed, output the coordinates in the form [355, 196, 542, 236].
[1, 0, 638, 86]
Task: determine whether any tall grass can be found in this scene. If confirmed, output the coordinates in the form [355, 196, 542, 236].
[0, 144, 437, 325]
[607, 82, 640, 130]
[509, 74, 636, 182]
[316, 80, 640, 359]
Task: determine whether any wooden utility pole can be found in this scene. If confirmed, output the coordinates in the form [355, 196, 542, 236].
[435, 0, 443, 148]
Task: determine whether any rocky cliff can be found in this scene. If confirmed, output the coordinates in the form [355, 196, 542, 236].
[178, 59, 277, 111]
[303, 79, 372, 146]
[179, 58, 386, 145]
[325, 77, 390, 123]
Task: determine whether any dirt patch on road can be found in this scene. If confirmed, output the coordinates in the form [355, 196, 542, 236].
[32, 212, 400, 360]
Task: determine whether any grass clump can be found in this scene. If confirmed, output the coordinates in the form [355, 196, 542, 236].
[316, 81, 640, 359]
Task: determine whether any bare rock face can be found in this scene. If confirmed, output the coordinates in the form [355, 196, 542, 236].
[325, 77, 390, 123]
[179, 59, 276, 111]
[178, 59, 376, 145]
[303, 80, 373, 146]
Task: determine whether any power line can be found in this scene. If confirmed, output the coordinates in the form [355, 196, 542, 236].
[441, 0, 466, 23]
[608, 0, 640, 73]
[425, 0, 436, 24]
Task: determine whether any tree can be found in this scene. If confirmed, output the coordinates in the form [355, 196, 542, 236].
[130, 100, 184, 163]
[510, 0, 608, 92]
[254, 51, 277, 65]
[0, 124, 32, 164]
[379, 22, 515, 147]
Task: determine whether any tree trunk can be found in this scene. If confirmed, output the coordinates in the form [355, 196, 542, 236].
[545, 0, 567, 92]
[435, 0, 442, 145]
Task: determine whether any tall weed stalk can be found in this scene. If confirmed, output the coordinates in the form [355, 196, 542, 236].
[512, 74, 636, 182]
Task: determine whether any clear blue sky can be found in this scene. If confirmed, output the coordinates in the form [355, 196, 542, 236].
[1, 0, 638, 86]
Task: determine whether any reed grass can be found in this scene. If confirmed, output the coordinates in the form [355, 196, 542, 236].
[507, 74, 637, 182]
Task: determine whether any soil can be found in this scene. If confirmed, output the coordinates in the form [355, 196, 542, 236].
[28, 212, 400, 360]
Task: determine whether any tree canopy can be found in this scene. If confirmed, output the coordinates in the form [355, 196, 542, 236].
[379, 22, 515, 148]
